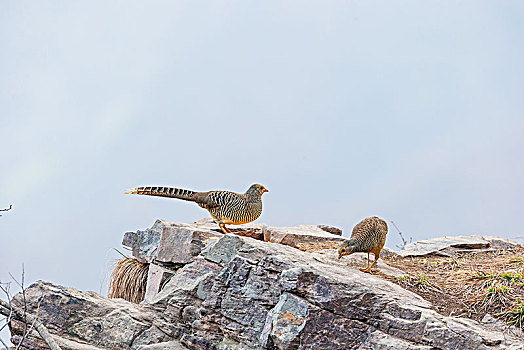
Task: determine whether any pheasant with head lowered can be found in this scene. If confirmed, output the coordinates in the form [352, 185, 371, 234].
[338, 216, 388, 273]
[125, 184, 268, 234]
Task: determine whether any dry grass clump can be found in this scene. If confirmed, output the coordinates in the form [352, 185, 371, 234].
[382, 246, 524, 329]
[109, 257, 149, 304]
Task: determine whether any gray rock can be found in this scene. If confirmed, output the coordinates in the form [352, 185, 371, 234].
[137, 341, 189, 350]
[123, 219, 223, 264]
[316, 224, 343, 236]
[123, 219, 167, 263]
[312, 249, 406, 278]
[398, 235, 521, 257]
[262, 224, 346, 248]
[156, 226, 222, 265]
[143, 263, 174, 303]
[193, 217, 268, 241]
[9, 281, 170, 349]
[9, 224, 524, 350]
[195, 234, 517, 349]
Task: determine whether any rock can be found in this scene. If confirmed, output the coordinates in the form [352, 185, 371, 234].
[312, 249, 407, 278]
[9, 281, 173, 349]
[123, 219, 224, 265]
[9, 223, 524, 350]
[126, 220, 348, 301]
[122, 219, 167, 263]
[137, 340, 188, 349]
[262, 225, 346, 249]
[316, 224, 343, 236]
[193, 217, 267, 240]
[380, 247, 401, 259]
[143, 264, 175, 303]
[123, 219, 270, 265]
[398, 235, 521, 257]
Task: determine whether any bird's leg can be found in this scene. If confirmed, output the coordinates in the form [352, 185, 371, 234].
[360, 253, 380, 273]
[359, 253, 371, 273]
[219, 224, 231, 234]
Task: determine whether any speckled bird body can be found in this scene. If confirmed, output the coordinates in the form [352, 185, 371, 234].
[338, 216, 388, 273]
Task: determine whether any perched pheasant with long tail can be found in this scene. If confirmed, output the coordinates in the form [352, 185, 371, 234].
[125, 184, 268, 234]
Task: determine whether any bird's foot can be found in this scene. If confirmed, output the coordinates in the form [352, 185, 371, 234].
[219, 225, 232, 234]
[359, 268, 373, 273]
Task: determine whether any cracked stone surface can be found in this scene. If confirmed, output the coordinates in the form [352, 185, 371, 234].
[9, 221, 524, 349]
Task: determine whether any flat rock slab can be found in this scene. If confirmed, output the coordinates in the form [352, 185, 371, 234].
[398, 235, 521, 257]
[263, 224, 346, 249]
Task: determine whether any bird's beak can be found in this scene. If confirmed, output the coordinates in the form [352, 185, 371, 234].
[263, 188, 269, 193]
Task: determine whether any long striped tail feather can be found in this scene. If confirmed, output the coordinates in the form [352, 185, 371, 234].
[125, 186, 197, 201]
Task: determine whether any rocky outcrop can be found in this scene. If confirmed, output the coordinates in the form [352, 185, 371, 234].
[9, 221, 524, 349]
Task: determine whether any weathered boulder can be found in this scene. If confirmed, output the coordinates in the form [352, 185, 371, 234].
[125, 220, 347, 302]
[398, 235, 520, 257]
[122, 219, 224, 264]
[9, 281, 179, 350]
[10, 222, 524, 350]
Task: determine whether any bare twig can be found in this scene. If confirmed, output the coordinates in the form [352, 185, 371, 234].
[0, 281, 14, 348]
[391, 220, 412, 250]
[0, 332, 10, 350]
[9, 266, 29, 350]
[0, 204, 12, 217]
[0, 267, 61, 350]
[0, 299, 61, 350]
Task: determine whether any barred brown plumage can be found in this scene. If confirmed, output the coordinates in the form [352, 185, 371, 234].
[337, 216, 388, 273]
[125, 184, 268, 234]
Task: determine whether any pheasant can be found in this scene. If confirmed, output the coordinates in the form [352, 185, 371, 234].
[338, 216, 388, 273]
[125, 184, 268, 234]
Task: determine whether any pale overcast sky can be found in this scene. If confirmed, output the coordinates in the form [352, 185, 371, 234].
[1, 0, 523, 316]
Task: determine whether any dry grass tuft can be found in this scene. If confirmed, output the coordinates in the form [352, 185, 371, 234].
[109, 258, 149, 304]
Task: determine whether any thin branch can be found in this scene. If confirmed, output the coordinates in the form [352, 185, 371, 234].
[1, 268, 61, 350]
[0, 333, 10, 350]
[11, 266, 27, 350]
[0, 281, 13, 348]
[19, 299, 42, 350]
[0, 204, 12, 217]
[0, 299, 61, 350]
[391, 220, 412, 250]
